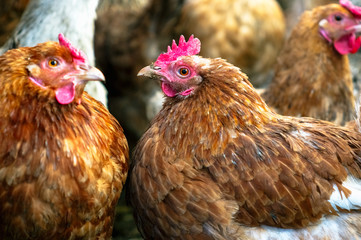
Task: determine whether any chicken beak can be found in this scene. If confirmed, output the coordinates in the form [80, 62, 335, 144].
[137, 65, 161, 80]
[350, 24, 361, 37]
[138, 65, 153, 78]
[54, 65, 105, 105]
[75, 65, 105, 83]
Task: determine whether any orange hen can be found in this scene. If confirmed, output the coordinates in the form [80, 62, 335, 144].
[0, 34, 129, 239]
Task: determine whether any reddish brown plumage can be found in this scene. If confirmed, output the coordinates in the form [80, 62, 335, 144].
[262, 4, 359, 125]
[129, 38, 361, 239]
[0, 40, 128, 239]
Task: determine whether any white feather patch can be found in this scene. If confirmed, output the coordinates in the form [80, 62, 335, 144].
[245, 214, 360, 240]
[329, 176, 361, 211]
[241, 175, 361, 239]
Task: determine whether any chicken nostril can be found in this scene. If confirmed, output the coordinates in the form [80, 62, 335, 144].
[78, 64, 89, 71]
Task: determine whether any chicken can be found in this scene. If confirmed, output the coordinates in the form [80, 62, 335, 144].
[1, 0, 108, 107]
[128, 35, 361, 239]
[262, 4, 361, 126]
[0, 34, 129, 239]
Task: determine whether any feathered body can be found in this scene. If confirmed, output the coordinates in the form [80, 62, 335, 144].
[262, 4, 361, 125]
[0, 37, 128, 239]
[129, 36, 361, 239]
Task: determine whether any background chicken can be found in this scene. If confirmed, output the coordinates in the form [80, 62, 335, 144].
[262, 3, 361, 125]
[0, 0, 108, 107]
[0, 34, 129, 239]
[95, 0, 286, 147]
[278, 1, 361, 101]
[128, 35, 361, 239]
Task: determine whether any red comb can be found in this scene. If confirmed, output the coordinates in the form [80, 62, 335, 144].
[58, 33, 87, 63]
[155, 35, 201, 67]
[340, 0, 361, 18]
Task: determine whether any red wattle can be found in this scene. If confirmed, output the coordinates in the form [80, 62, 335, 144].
[334, 33, 361, 55]
[55, 83, 75, 104]
[161, 82, 177, 97]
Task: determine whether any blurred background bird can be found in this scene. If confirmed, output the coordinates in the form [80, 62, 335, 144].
[262, 3, 361, 126]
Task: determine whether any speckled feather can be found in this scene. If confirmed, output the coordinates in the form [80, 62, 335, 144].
[262, 4, 356, 126]
[0, 42, 129, 239]
[129, 56, 361, 239]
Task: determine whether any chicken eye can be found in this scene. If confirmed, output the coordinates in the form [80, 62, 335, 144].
[334, 14, 343, 21]
[48, 59, 59, 67]
[177, 67, 190, 77]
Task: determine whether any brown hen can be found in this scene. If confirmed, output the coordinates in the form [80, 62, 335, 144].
[0, 34, 129, 239]
[128, 35, 361, 239]
[262, 4, 361, 126]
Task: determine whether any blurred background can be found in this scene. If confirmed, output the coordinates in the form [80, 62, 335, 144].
[0, 0, 347, 239]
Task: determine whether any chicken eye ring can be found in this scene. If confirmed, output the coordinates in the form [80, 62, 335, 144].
[48, 58, 59, 68]
[176, 67, 190, 78]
